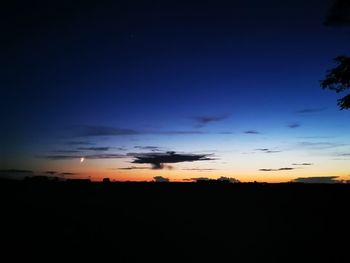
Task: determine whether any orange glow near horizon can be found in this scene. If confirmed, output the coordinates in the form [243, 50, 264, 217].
[16, 152, 350, 183]
[57, 168, 350, 183]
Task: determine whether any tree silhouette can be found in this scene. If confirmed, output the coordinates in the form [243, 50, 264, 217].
[322, 0, 350, 110]
[324, 0, 350, 26]
[321, 56, 350, 110]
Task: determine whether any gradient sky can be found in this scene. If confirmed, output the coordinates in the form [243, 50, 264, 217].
[2, 0, 350, 182]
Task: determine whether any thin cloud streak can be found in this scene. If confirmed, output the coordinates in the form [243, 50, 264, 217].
[259, 167, 295, 172]
[297, 108, 327, 114]
[192, 114, 229, 128]
[288, 122, 301, 128]
[256, 148, 281, 153]
[244, 130, 261, 135]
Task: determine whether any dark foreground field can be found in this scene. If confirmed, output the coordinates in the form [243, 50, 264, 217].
[1, 180, 350, 262]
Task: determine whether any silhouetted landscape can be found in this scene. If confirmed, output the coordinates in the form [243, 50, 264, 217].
[2, 0, 350, 261]
[2, 179, 350, 261]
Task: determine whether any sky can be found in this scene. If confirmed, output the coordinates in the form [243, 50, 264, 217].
[1, 0, 350, 182]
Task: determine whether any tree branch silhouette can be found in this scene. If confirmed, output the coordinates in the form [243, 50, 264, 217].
[321, 56, 350, 110]
[322, 0, 350, 110]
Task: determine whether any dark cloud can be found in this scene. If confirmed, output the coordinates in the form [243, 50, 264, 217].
[60, 172, 77, 176]
[292, 163, 313, 166]
[77, 147, 110, 151]
[244, 130, 261, 135]
[130, 151, 214, 170]
[291, 176, 340, 184]
[153, 176, 169, 182]
[256, 148, 281, 153]
[278, 167, 295, 171]
[297, 108, 326, 114]
[117, 166, 150, 170]
[193, 114, 229, 128]
[288, 122, 301, 128]
[259, 167, 295, 172]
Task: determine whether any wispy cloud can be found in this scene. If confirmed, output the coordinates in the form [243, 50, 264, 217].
[288, 122, 301, 128]
[292, 163, 313, 166]
[259, 167, 295, 172]
[256, 148, 281, 153]
[297, 107, 327, 114]
[338, 153, 350, 156]
[299, 141, 347, 149]
[129, 151, 214, 169]
[115, 166, 150, 170]
[192, 114, 229, 128]
[244, 130, 261, 135]
[60, 172, 77, 176]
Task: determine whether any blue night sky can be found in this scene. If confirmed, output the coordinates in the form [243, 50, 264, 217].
[2, 0, 350, 182]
